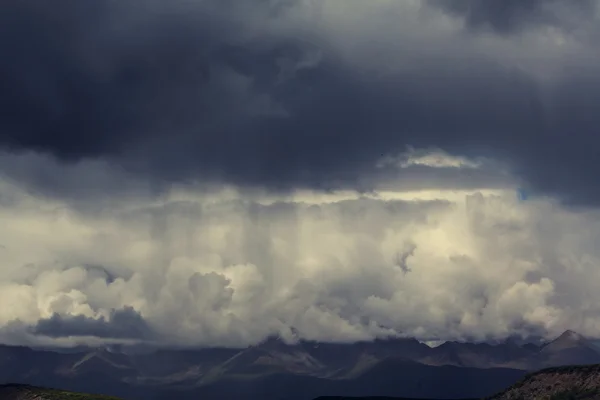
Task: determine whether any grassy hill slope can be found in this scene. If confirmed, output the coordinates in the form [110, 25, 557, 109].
[488, 364, 600, 399]
[0, 384, 122, 400]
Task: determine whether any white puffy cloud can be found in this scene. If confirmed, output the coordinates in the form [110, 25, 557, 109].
[1, 156, 600, 348]
[377, 147, 484, 169]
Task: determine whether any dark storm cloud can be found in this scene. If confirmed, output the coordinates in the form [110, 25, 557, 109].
[1, 0, 600, 203]
[32, 307, 155, 340]
[429, 0, 597, 34]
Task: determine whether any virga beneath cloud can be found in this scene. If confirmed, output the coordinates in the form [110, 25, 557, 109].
[1, 164, 600, 348]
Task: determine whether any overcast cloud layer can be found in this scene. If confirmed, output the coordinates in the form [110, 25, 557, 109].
[2, 0, 600, 202]
[1, 0, 600, 347]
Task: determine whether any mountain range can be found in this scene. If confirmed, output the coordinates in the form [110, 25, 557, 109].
[1, 330, 599, 399]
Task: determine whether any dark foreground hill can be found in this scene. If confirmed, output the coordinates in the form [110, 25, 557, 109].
[488, 364, 600, 400]
[0, 384, 121, 400]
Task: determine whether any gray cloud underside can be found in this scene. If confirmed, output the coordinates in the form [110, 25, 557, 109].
[1, 0, 600, 203]
[32, 307, 154, 340]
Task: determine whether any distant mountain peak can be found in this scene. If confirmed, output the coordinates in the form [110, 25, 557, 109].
[538, 329, 600, 366]
[553, 330, 586, 344]
[562, 329, 584, 339]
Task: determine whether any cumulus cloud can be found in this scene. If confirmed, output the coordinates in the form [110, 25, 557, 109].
[0, 163, 600, 348]
[377, 147, 483, 169]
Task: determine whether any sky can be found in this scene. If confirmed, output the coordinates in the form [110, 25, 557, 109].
[1, 0, 600, 348]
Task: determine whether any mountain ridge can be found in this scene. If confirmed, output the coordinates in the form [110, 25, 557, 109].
[0, 330, 596, 399]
